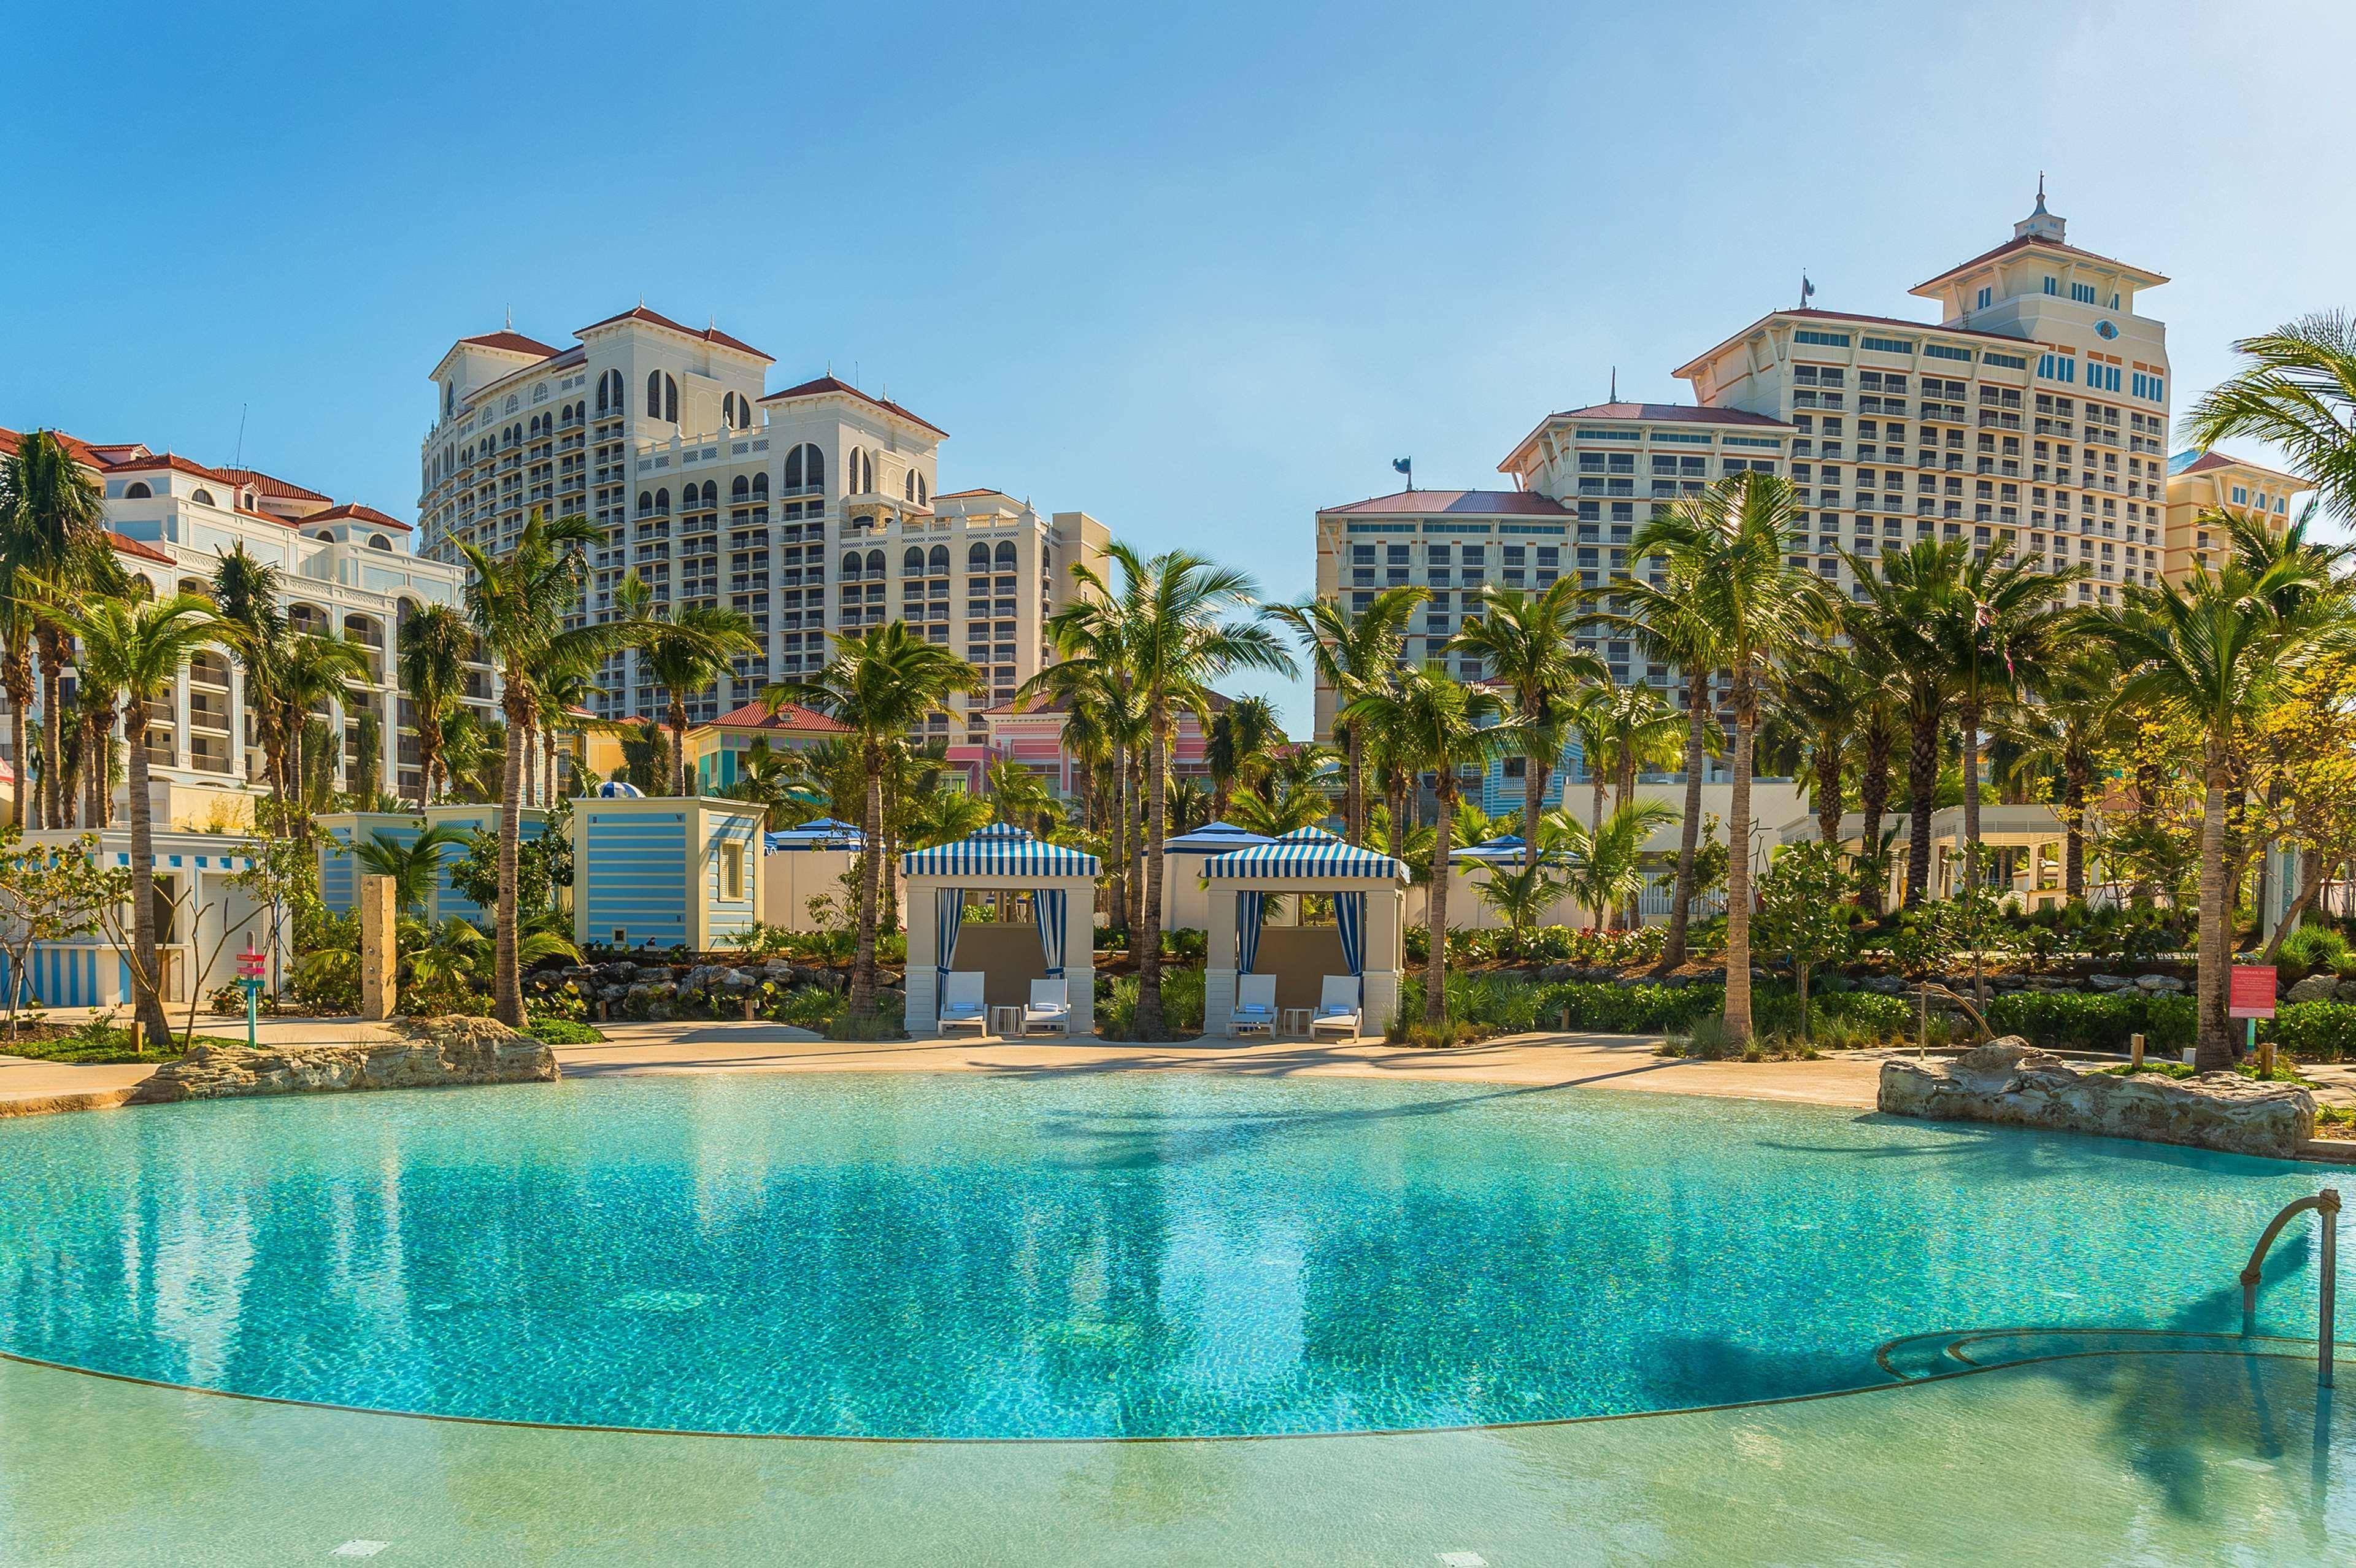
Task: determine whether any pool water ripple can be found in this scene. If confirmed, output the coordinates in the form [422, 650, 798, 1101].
[0, 1071, 2344, 1439]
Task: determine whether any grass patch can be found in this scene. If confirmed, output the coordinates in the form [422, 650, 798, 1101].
[520, 1018, 604, 1045]
[2094, 1058, 2306, 1084]
[823, 1010, 904, 1042]
[0, 1021, 245, 1064]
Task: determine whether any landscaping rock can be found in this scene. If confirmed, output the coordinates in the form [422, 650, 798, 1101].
[2088, 974, 2132, 991]
[127, 1017, 558, 1106]
[2287, 974, 2341, 1005]
[2135, 974, 2187, 993]
[2335, 979, 2356, 1004]
[1878, 1037, 2312, 1160]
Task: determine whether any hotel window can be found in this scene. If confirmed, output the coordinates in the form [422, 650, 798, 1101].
[2071, 282, 2097, 304]
[2043, 276, 2058, 295]
[1976, 286, 1992, 309]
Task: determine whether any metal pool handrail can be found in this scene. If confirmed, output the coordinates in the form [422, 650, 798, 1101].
[2239, 1186, 2339, 1388]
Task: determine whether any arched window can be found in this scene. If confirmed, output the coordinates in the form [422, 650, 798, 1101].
[928, 545, 949, 572]
[783, 446, 802, 489]
[598, 369, 623, 415]
[994, 540, 1017, 567]
[845, 447, 864, 495]
[861, 450, 874, 493]
[505, 393, 520, 413]
[917, 474, 928, 505]
[639, 491, 654, 515]
[751, 472, 769, 500]
[191, 488, 215, 507]
[865, 549, 885, 574]
[904, 547, 925, 571]
[243, 490, 256, 510]
[315, 531, 336, 542]
[647, 369, 661, 415]
[664, 375, 678, 424]
[444, 382, 456, 416]
[841, 552, 862, 577]
[124, 482, 151, 499]
[968, 543, 990, 569]
[731, 475, 749, 502]
[804, 444, 825, 490]
[532, 383, 547, 404]
[655, 488, 670, 515]
[368, 535, 393, 551]
[703, 480, 718, 509]
[904, 471, 917, 502]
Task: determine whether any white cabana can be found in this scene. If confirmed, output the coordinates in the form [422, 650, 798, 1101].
[1158, 819, 1273, 931]
[901, 823, 1101, 1037]
[1201, 826, 1407, 1036]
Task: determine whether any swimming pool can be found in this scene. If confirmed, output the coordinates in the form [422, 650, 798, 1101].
[0, 1072, 2344, 1440]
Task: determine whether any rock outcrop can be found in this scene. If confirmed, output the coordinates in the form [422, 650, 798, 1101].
[1878, 1038, 2313, 1160]
[127, 1017, 558, 1105]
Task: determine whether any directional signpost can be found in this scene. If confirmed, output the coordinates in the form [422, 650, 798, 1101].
[2231, 965, 2278, 1076]
[236, 947, 268, 1047]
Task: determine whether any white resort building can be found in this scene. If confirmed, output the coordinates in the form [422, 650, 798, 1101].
[418, 308, 1109, 748]
[0, 425, 483, 829]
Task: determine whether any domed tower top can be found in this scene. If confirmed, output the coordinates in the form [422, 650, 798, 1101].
[2014, 174, 2066, 244]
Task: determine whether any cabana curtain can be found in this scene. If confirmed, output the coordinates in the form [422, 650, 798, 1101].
[1236, 890, 1264, 975]
[1033, 888, 1066, 977]
[1336, 891, 1365, 991]
[934, 889, 967, 990]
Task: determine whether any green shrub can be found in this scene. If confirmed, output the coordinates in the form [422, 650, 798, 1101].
[2271, 1001, 2356, 1062]
[2278, 924, 2353, 978]
[522, 1017, 603, 1045]
[1983, 990, 2194, 1053]
[1533, 980, 1720, 1035]
[1096, 966, 1206, 1039]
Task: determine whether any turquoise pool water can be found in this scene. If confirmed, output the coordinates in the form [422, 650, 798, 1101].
[0, 1072, 2344, 1440]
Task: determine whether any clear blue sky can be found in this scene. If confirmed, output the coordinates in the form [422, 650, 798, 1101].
[5, 0, 2349, 731]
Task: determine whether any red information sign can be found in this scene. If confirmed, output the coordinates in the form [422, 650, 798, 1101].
[2230, 966, 2277, 1020]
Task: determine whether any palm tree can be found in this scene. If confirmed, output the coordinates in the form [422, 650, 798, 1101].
[1265, 587, 1425, 845]
[275, 631, 373, 834]
[1050, 546, 1294, 1037]
[1447, 581, 1606, 867]
[613, 570, 758, 797]
[2093, 558, 2336, 1069]
[1225, 773, 1336, 839]
[457, 509, 620, 1027]
[723, 737, 819, 828]
[1544, 799, 1679, 932]
[1925, 540, 2085, 904]
[1845, 539, 1965, 909]
[985, 758, 1060, 837]
[1204, 694, 1280, 820]
[1632, 472, 1837, 1047]
[1339, 665, 1514, 1028]
[2002, 645, 2122, 902]
[396, 602, 474, 806]
[1776, 650, 1870, 847]
[766, 622, 980, 1019]
[902, 784, 992, 849]
[1606, 580, 1723, 966]
[1842, 620, 1905, 914]
[2184, 312, 2356, 516]
[0, 432, 107, 829]
[531, 652, 602, 805]
[353, 821, 477, 918]
[40, 591, 221, 1048]
[1472, 859, 1565, 952]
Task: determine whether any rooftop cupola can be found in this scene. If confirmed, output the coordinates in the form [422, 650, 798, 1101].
[2014, 175, 2066, 244]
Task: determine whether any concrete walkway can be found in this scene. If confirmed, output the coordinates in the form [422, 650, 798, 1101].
[556, 1022, 1891, 1109]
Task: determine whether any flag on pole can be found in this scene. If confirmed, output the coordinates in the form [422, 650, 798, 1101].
[1393, 456, 1413, 489]
[1800, 274, 1816, 306]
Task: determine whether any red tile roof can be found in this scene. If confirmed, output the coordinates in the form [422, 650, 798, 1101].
[932, 488, 1006, 501]
[2171, 449, 2305, 488]
[0, 426, 118, 467]
[302, 502, 412, 531]
[109, 452, 241, 484]
[459, 331, 562, 358]
[1543, 401, 1790, 427]
[1321, 489, 1571, 517]
[706, 700, 850, 734]
[981, 690, 1232, 718]
[759, 375, 947, 438]
[575, 306, 772, 363]
[1911, 234, 2168, 294]
[106, 531, 174, 566]
[215, 466, 331, 503]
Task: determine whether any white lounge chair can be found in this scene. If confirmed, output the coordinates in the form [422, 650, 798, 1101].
[1024, 978, 1071, 1036]
[937, 971, 987, 1034]
[1227, 974, 1277, 1039]
[1309, 975, 1362, 1042]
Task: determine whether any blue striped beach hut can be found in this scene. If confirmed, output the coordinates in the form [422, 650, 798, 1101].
[317, 807, 550, 926]
[900, 823, 1101, 1037]
[572, 795, 765, 952]
[1199, 826, 1408, 1037]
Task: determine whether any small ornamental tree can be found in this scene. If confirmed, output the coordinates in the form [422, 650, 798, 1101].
[1752, 839, 1857, 1040]
[0, 829, 128, 1036]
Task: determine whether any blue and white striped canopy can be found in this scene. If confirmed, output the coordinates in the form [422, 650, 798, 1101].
[1201, 826, 1407, 883]
[1163, 819, 1273, 853]
[901, 821, 1102, 878]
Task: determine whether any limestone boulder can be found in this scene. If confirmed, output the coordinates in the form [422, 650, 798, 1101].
[128, 1017, 557, 1106]
[2287, 974, 2341, 1005]
[1878, 1037, 2312, 1160]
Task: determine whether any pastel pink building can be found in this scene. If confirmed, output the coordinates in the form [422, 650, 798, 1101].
[941, 693, 1231, 797]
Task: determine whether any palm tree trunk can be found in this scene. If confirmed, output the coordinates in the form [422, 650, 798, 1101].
[4, 656, 25, 832]
[123, 712, 174, 1051]
[1524, 746, 1545, 870]
[1126, 751, 1144, 935]
[544, 726, 561, 805]
[1858, 720, 1890, 915]
[1814, 736, 1842, 846]
[491, 687, 529, 1028]
[1663, 671, 1710, 969]
[1342, 723, 1365, 846]
[850, 739, 884, 1017]
[881, 764, 901, 937]
[2063, 756, 2088, 901]
[1136, 708, 1169, 1037]
[2195, 738, 2231, 1071]
[36, 625, 63, 831]
[1104, 741, 1127, 932]
[1724, 675, 1757, 1049]
[1903, 707, 1938, 909]
[522, 718, 537, 808]
[670, 695, 690, 797]
[1426, 780, 1453, 1027]
[1960, 694, 1983, 899]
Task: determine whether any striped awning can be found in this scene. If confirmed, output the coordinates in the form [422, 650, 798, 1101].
[901, 821, 1101, 878]
[1201, 826, 1407, 883]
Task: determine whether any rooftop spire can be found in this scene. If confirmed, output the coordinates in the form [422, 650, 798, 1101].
[2014, 176, 2066, 242]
